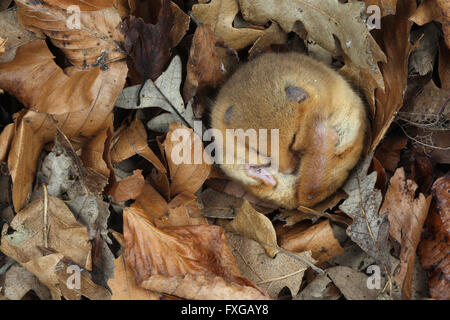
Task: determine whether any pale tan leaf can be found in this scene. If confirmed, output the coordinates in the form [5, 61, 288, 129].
[225, 200, 279, 258]
[192, 0, 264, 50]
[0, 196, 91, 270]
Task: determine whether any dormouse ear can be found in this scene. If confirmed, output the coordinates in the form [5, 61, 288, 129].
[285, 86, 308, 102]
[224, 105, 234, 124]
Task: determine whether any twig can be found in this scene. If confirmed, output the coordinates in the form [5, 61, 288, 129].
[43, 184, 49, 248]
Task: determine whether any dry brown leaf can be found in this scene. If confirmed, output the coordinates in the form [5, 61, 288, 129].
[123, 206, 268, 299]
[0, 195, 91, 270]
[110, 117, 166, 173]
[225, 200, 279, 258]
[43, 0, 113, 11]
[326, 266, 379, 300]
[410, 0, 449, 48]
[0, 122, 14, 162]
[379, 167, 432, 299]
[132, 182, 206, 228]
[0, 40, 106, 115]
[22, 252, 110, 300]
[238, 0, 386, 114]
[439, 40, 450, 89]
[374, 133, 408, 172]
[109, 255, 161, 300]
[198, 188, 243, 219]
[248, 21, 287, 58]
[227, 232, 313, 298]
[183, 22, 238, 102]
[16, 0, 125, 69]
[0, 40, 127, 212]
[191, 0, 264, 50]
[109, 169, 145, 202]
[370, 156, 388, 191]
[417, 174, 450, 300]
[278, 220, 345, 263]
[132, 182, 170, 226]
[167, 191, 207, 226]
[164, 122, 211, 197]
[371, 0, 416, 150]
[295, 273, 340, 300]
[80, 117, 112, 178]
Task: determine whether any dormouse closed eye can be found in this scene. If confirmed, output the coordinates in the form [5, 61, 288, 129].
[285, 86, 308, 102]
[224, 105, 234, 124]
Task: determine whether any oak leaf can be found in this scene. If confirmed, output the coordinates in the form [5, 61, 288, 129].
[191, 0, 264, 50]
[238, 0, 386, 114]
[116, 56, 196, 132]
[227, 232, 313, 298]
[339, 156, 391, 273]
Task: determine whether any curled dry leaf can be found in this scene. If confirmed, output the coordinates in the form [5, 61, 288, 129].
[183, 22, 239, 102]
[238, 0, 386, 114]
[123, 206, 268, 299]
[81, 118, 112, 179]
[109, 169, 145, 202]
[191, 0, 264, 50]
[0, 40, 127, 212]
[417, 174, 450, 300]
[227, 233, 313, 298]
[379, 167, 432, 300]
[16, 0, 125, 68]
[108, 255, 161, 300]
[224, 200, 279, 258]
[164, 122, 211, 197]
[110, 117, 166, 173]
[370, 0, 416, 150]
[278, 219, 345, 264]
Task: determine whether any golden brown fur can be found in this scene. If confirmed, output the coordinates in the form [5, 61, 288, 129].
[210, 52, 368, 209]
